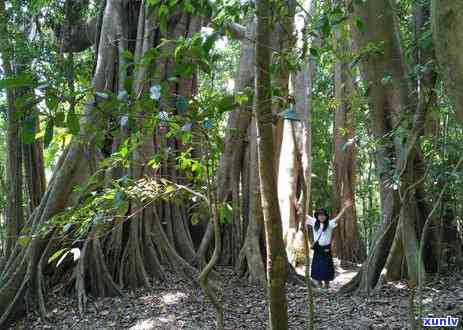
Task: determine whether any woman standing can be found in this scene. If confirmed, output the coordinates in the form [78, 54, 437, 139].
[304, 201, 353, 289]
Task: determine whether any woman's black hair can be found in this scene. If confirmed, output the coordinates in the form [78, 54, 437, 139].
[314, 208, 329, 231]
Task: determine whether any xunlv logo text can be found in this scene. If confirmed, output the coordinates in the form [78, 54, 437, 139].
[423, 316, 459, 327]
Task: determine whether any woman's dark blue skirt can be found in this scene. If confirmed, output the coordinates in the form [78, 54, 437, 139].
[311, 243, 335, 281]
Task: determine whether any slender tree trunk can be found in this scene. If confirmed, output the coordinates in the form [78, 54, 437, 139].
[255, 0, 288, 327]
[22, 137, 46, 212]
[272, 1, 296, 175]
[280, 0, 317, 266]
[278, 118, 300, 265]
[0, 0, 24, 258]
[238, 117, 267, 284]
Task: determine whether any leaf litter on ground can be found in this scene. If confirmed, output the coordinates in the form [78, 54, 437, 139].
[8, 261, 463, 329]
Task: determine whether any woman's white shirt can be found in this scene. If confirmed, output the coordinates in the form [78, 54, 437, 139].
[305, 216, 337, 246]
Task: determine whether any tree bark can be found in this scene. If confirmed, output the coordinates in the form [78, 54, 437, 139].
[342, 0, 429, 293]
[0, 0, 207, 325]
[431, 0, 463, 124]
[272, 1, 296, 175]
[331, 3, 365, 263]
[0, 0, 24, 258]
[255, 0, 288, 327]
[238, 116, 267, 284]
[22, 136, 46, 212]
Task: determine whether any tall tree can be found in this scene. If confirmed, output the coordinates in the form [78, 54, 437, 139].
[0, 0, 212, 324]
[0, 0, 24, 258]
[431, 0, 463, 269]
[255, 0, 288, 327]
[278, 0, 316, 266]
[330, 0, 365, 264]
[0, 0, 46, 257]
[431, 0, 463, 124]
[342, 0, 437, 293]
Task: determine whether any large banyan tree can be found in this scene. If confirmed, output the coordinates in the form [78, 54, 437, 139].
[0, 0, 305, 325]
[341, 0, 463, 293]
[0, 0, 216, 324]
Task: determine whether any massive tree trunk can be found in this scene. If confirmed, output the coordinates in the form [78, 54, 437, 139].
[255, 0, 288, 328]
[330, 3, 365, 264]
[196, 20, 257, 273]
[215, 22, 255, 267]
[215, 18, 305, 284]
[231, 24, 268, 281]
[0, 0, 209, 325]
[342, 0, 434, 293]
[238, 116, 267, 284]
[431, 0, 463, 268]
[431, 0, 463, 124]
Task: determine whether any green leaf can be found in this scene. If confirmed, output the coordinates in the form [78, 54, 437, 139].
[235, 93, 249, 105]
[122, 49, 134, 61]
[45, 89, 58, 111]
[309, 47, 319, 58]
[184, 0, 194, 13]
[203, 33, 218, 54]
[320, 15, 331, 36]
[147, 0, 161, 6]
[164, 184, 176, 195]
[67, 110, 80, 135]
[56, 250, 71, 267]
[116, 200, 129, 216]
[159, 4, 169, 18]
[175, 63, 193, 77]
[31, 0, 48, 12]
[355, 18, 365, 32]
[219, 203, 233, 224]
[190, 212, 200, 225]
[114, 191, 129, 215]
[381, 74, 392, 85]
[420, 31, 432, 49]
[48, 248, 68, 264]
[0, 74, 38, 89]
[18, 235, 31, 247]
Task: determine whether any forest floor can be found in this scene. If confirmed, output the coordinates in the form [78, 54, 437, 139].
[10, 260, 463, 329]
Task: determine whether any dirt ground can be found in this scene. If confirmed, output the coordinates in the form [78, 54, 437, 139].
[9, 261, 463, 329]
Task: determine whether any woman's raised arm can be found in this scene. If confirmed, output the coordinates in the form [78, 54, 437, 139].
[330, 200, 353, 224]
